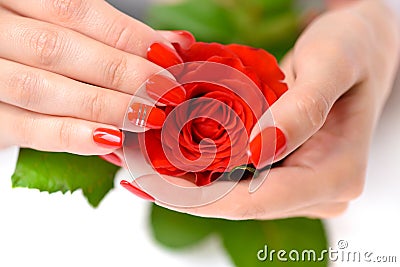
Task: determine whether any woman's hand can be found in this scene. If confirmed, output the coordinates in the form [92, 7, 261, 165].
[0, 0, 190, 155]
[129, 0, 400, 219]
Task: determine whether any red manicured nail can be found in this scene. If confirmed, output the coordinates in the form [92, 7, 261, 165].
[99, 153, 122, 167]
[147, 43, 183, 68]
[128, 103, 166, 129]
[120, 180, 155, 202]
[146, 74, 186, 106]
[93, 128, 123, 148]
[171, 30, 196, 48]
[248, 127, 286, 168]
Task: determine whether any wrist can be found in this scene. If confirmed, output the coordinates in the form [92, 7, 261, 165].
[354, 0, 400, 52]
[362, 0, 400, 31]
[348, 1, 400, 103]
[325, 0, 360, 10]
[381, 0, 400, 20]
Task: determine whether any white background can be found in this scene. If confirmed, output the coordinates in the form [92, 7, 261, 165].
[1, 1, 399, 266]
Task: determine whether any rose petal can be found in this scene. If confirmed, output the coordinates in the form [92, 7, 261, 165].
[226, 44, 285, 81]
[142, 42, 287, 185]
[177, 42, 237, 62]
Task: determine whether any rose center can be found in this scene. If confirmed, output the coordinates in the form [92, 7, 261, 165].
[191, 117, 225, 143]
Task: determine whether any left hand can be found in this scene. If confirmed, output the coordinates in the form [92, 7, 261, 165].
[118, 0, 400, 219]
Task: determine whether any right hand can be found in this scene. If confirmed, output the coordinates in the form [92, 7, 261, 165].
[124, 0, 400, 219]
[0, 0, 190, 155]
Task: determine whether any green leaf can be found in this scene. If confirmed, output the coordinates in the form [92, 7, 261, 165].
[147, 0, 235, 43]
[150, 204, 216, 248]
[218, 218, 328, 267]
[12, 149, 119, 207]
[150, 205, 328, 267]
[146, 0, 300, 60]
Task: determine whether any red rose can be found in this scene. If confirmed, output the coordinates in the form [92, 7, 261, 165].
[140, 39, 287, 186]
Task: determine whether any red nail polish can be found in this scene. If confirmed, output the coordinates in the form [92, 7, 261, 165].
[171, 30, 196, 48]
[99, 153, 122, 167]
[93, 128, 123, 148]
[146, 74, 186, 106]
[128, 103, 166, 129]
[120, 180, 155, 202]
[147, 43, 183, 69]
[248, 127, 286, 168]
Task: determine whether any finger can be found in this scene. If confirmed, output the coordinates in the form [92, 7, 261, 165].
[98, 147, 127, 168]
[99, 152, 124, 168]
[0, 58, 129, 127]
[0, 102, 123, 155]
[0, 10, 172, 97]
[249, 29, 364, 168]
[137, 166, 332, 220]
[148, 126, 364, 220]
[279, 50, 295, 86]
[0, 58, 167, 131]
[0, 0, 171, 56]
[157, 30, 196, 49]
[138, 132, 364, 219]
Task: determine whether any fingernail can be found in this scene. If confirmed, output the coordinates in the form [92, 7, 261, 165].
[120, 180, 155, 202]
[146, 74, 186, 106]
[147, 42, 183, 68]
[93, 128, 123, 148]
[171, 30, 196, 48]
[248, 127, 286, 168]
[128, 103, 166, 129]
[99, 153, 122, 167]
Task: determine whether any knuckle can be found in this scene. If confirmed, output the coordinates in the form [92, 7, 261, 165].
[9, 71, 45, 109]
[56, 119, 76, 149]
[104, 19, 133, 51]
[15, 115, 37, 148]
[296, 92, 330, 130]
[102, 56, 128, 89]
[46, 0, 87, 22]
[81, 90, 108, 122]
[27, 29, 64, 66]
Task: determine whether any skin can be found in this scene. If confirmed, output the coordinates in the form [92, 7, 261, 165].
[1, 0, 399, 219]
[141, 0, 400, 219]
[0, 0, 187, 155]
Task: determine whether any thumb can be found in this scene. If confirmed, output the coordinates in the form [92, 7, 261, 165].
[248, 46, 362, 169]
